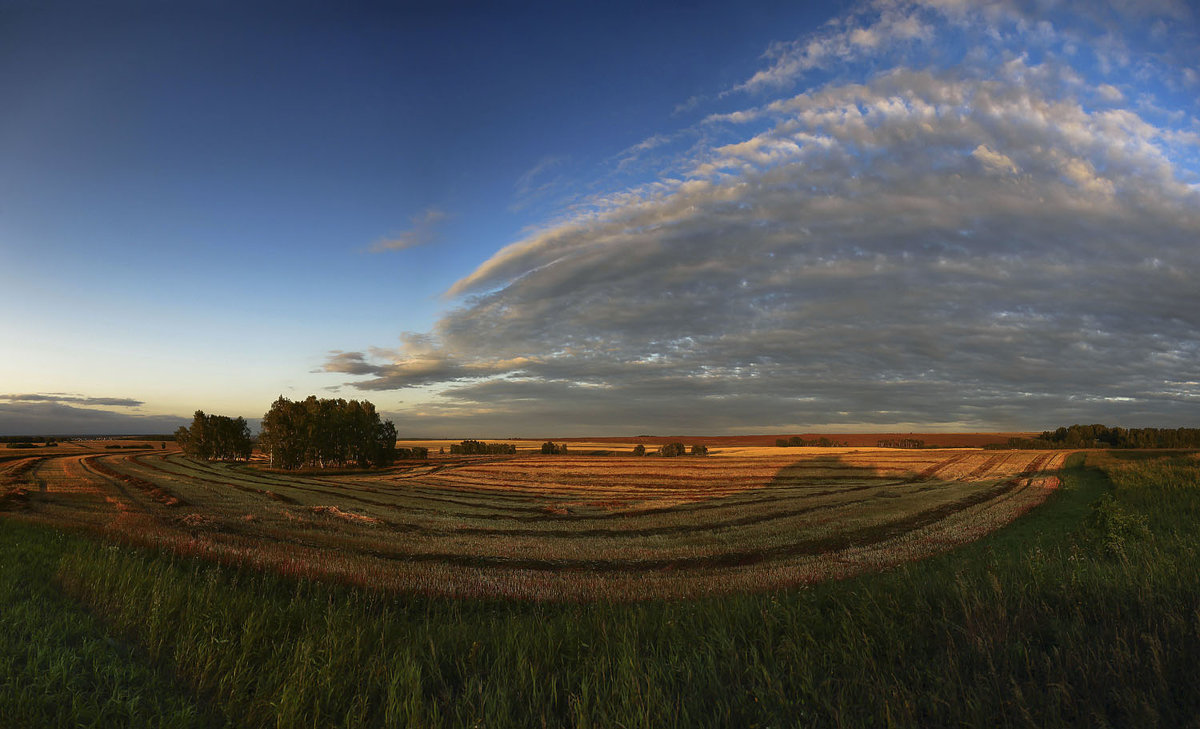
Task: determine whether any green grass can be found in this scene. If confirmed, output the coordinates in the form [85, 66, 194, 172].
[0, 522, 222, 728]
[3, 451, 1199, 727]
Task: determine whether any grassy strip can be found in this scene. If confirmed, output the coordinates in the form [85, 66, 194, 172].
[12, 451, 1200, 727]
[0, 521, 223, 728]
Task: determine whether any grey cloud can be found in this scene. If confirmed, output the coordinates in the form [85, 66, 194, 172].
[1, 393, 145, 407]
[324, 8, 1200, 434]
[0, 401, 188, 436]
[322, 352, 380, 377]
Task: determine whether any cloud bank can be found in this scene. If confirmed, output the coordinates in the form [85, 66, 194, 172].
[1, 393, 145, 407]
[327, 0, 1200, 435]
[0, 395, 188, 436]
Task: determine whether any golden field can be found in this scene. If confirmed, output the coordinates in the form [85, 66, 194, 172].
[2, 442, 1067, 600]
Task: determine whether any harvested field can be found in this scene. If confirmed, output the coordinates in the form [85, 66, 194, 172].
[510, 432, 1040, 448]
[1, 446, 1068, 599]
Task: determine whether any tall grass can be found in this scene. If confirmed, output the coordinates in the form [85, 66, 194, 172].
[0, 522, 219, 728]
[7, 451, 1199, 727]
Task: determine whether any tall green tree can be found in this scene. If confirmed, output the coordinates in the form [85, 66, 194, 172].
[258, 395, 398, 470]
[175, 411, 252, 461]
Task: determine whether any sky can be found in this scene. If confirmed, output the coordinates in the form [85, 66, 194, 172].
[2, 0, 1199, 436]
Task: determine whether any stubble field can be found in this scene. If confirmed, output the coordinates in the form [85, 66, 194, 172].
[2, 442, 1067, 599]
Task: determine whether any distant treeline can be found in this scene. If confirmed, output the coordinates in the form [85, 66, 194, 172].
[1, 436, 58, 445]
[988, 424, 1200, 450]
[175, 412, 253, 462]
[258, 396, 397, 469]
[450, 440, 516, 455]
[876, 438, 926, 449]
[775, 436, 849, 447]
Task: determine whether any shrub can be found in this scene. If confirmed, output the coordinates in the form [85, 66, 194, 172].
[1088, 493, 1149, 556]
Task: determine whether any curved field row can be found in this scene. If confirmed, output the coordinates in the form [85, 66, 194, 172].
[1, 448, 1069, 599]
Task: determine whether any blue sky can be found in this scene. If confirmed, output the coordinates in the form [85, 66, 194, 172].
[2, 0, 1199, 436]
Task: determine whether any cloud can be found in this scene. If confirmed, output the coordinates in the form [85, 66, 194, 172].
[1096, 83, 1124, 102]
[971, 144, 1020, 175]
[1, 393, 144, 407]
[673, 95, 705, 115]
[369, 208, 447, 252]
[731, 4, 934, 95]
[323, 336, 541, 391]
[0, 401, 189, 436]
[323, 2, 1200, 434]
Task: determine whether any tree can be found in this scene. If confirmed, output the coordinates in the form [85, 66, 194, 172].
[175, 410, 252, 462]
[258, 395, 398, 469]
[659, 442, 686, 457]
[449, 440, 516, 455]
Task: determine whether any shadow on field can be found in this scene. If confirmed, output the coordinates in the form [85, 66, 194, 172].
[355, 451, 1056, 573]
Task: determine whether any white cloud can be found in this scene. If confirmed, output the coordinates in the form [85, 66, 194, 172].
[1097, 83, 1125, 102]
[972, 144, 1019, 174]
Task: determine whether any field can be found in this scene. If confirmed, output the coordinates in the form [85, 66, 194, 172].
[515, 432, 1040, 448]
[3, 449, 1198, 728]
[3, 441, 1066, 599]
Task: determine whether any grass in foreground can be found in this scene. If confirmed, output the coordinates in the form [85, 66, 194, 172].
[2, 451, 1198, 727]
[0, 525, 219, 728]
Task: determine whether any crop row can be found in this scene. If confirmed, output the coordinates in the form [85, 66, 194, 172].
[1, 449, 1067, 599]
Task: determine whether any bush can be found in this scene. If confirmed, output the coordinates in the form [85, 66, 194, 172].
[1088, 493, 1149, 556]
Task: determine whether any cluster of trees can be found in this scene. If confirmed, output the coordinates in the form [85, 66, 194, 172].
[775, 436, 848, 447]
[877, 438, 925, 449]
[993, 424, 1200, 450]
[175, 411, 253, 461]
[541, 441, 569, 455]
[449, 440, 516, 455]
[657, 442, 708, 457]
[258, 396, 396, 469]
